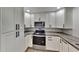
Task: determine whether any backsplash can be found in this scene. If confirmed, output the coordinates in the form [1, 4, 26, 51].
[24, 28, 62, 33]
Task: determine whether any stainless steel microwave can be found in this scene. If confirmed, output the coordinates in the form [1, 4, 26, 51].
[34, 21, 45, 28]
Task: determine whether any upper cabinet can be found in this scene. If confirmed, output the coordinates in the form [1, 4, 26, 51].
[64, 8, 73, 29]
[56, 8, 65, 28]
[15, 8, 24, 30]
[56, 8, 73, 29]
[1, 7, 24, 34]
[24, 13, 31, 28]
[2, 8, 15, 33]
[48, 12, 56, 28]
[25, 7, 73, 29]
[30, 12, 56, 28]
[30, 14, 34, 27]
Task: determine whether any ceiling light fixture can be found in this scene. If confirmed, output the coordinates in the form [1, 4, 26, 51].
[26, 10, 30, 12]
[57, 7, 61, 9]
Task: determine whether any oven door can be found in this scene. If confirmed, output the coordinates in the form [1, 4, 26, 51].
[33, 35, 46, 46]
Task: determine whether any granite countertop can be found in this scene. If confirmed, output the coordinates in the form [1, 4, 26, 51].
[24, 31, 79, 50]
[46, 32, 79, 50]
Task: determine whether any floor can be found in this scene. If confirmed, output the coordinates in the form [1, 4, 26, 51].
[25, 48, 58, 52]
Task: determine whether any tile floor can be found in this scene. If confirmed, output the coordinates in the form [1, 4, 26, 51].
[25, 48, 58, 52]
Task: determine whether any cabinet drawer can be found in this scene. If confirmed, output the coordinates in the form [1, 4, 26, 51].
[46, 36, 60, 51]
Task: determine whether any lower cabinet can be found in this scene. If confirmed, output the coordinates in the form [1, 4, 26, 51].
[25, 35, 33, 49]
[60, 39, 79, 52]
[46, 36, 79, 52]
[68, 44, 79, 52]
[25, 35, 79, 52]
[46, 36, 60, 51]
[25, 36, 29, 50]
[60, 39, 69, 52]
[1, 32, 16, 52]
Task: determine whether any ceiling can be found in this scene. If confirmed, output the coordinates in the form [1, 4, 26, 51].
[24, 7, 57, 13]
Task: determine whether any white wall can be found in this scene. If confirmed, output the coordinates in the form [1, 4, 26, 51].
[63, 7, 79, 38]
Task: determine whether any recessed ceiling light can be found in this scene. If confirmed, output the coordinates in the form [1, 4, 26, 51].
[26, 10, 30, 12]
[57, 7, 61, 9]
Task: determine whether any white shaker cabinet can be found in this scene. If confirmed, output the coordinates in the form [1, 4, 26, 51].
[0, 7, 25, 52]
[28, 35, 33, 47]
[1, 32, 16, 52]
[24, 13, 31, 28]
[2, 8, 15, 33]
[34, 14, 40, 21]
[15, 8, 24, 29]
[45, 14, 49, 28]
[56, 8, 73, 29]
[48, 12, 56, 28]
[30, 14, 34, 27]
[60, 38, 78, 52]
[69, 44, 79, 52]
[60, 39, 69, 52]
[64, 8, 73, 29]
[25, 35, 33, 48]
[30, 13, 56, 28]
[56, 8, 65, 28]
[46, 36, 60, 51]
[61, 39, 69, 52]
[25, 36, 29, 50]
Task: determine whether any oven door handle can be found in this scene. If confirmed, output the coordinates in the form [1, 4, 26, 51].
[33, 35, 45, 37]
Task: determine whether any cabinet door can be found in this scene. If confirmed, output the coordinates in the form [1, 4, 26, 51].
[56, 8, 65, 28]
[69, 44, 79, 52]
[1, 32, 16, 52]
[60, 39, 69, 52]
[34, 14, 40, 21]
[25, 35, 32, 49]
[62, 40, 68, 52]
[30, 14, 34, 27]
[64, 8, 73, 28]
[15, 8, 25, 51]
[46, 36, 60, 51]
[28, 35, 33, 47]
[59, 39, 63, 52]
[17, 8, 24, 30]
[2, 8, 15, 33]
[24, 13, 31, 28]
[45, 14, 49, 28]
[25, 36, 29, 49]
[48, 12, 56, 28]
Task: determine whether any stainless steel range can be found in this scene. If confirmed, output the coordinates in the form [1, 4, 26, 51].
[33, 21, 46, 50]
[33, 30, 46, 46]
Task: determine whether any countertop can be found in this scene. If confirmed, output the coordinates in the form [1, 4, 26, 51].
[24, 31, 79, 50]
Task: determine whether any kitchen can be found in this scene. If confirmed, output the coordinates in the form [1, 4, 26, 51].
[0, 7, 79, 52]
[24, 7, 79, 52]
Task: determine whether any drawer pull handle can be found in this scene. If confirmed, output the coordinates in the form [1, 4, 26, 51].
[48, 39, 52, 41]
[48, 37, 52, 38]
